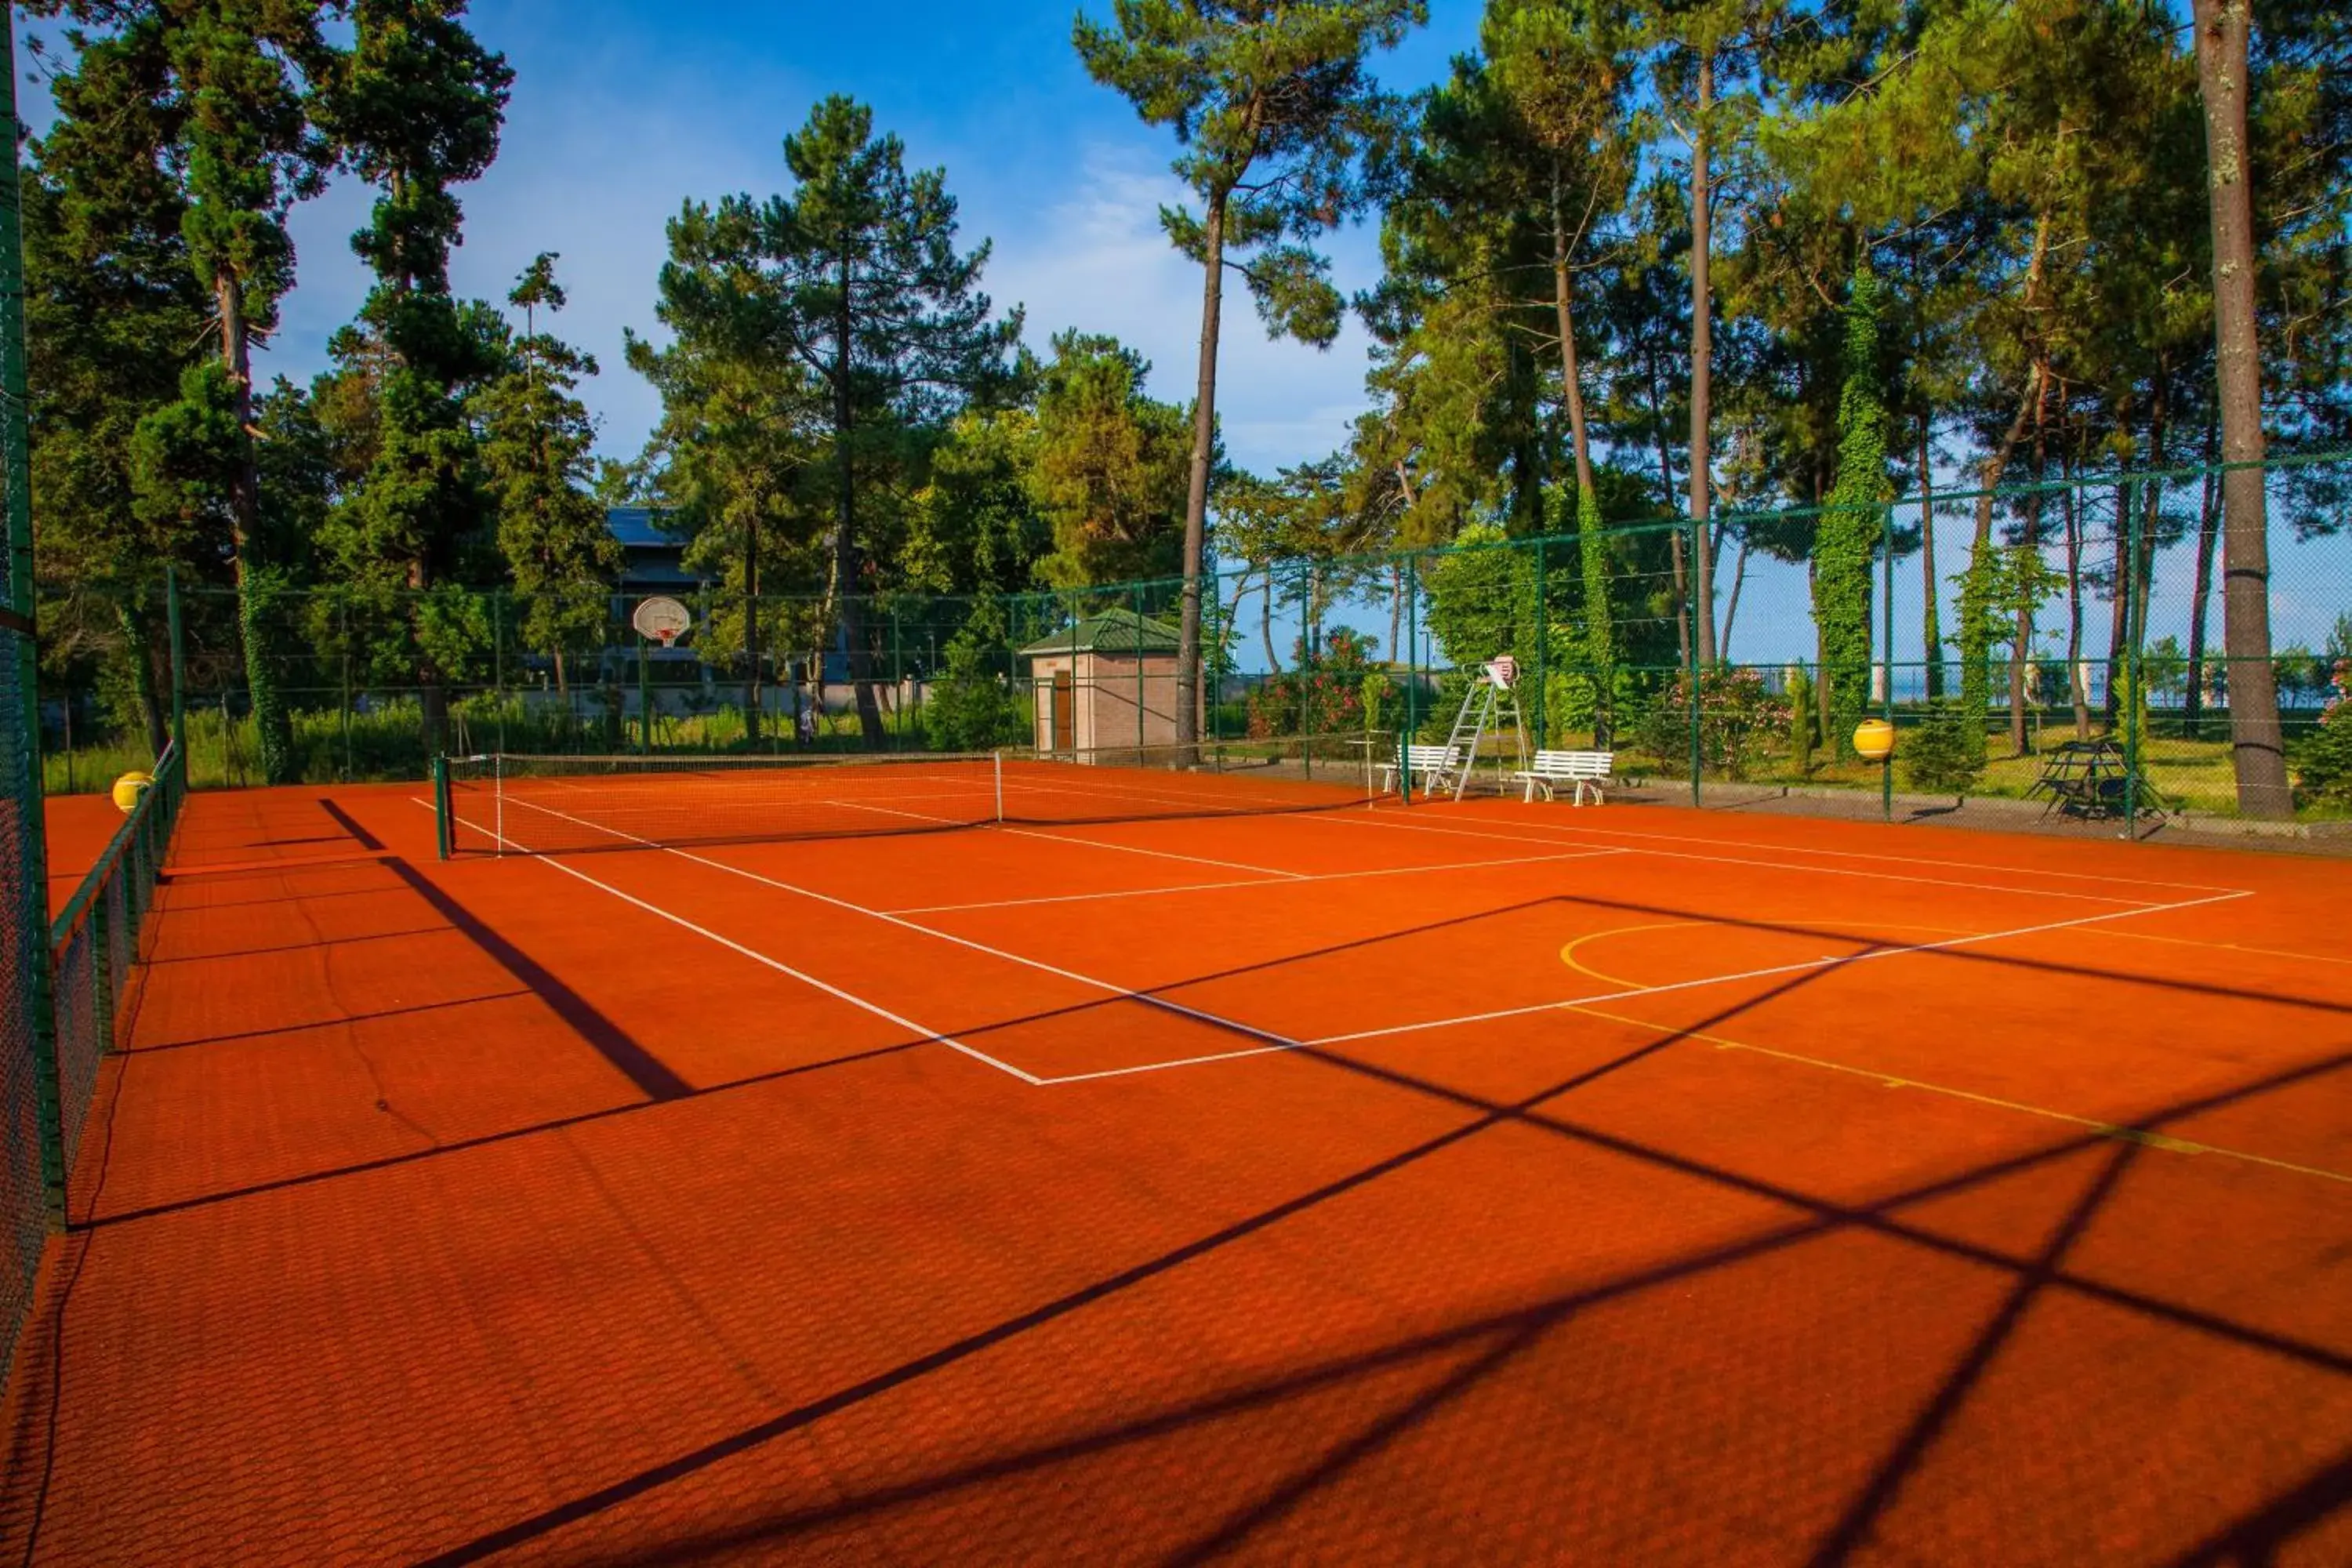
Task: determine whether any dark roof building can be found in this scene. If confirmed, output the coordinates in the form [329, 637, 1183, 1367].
[607, 508, 701, 594]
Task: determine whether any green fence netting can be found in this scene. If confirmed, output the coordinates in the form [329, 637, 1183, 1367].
[31, 451, 2352, 825]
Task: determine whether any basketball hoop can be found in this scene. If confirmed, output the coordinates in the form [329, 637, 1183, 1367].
[1485, 655, 1518, 690]
[632, 596, 692, 649]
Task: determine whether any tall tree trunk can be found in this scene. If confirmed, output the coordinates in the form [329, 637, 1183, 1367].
[1260, 575, 1281, 673]
[216, 271, 296, 782]
[833, 248, 884, 747]
[1719, 536, 1751, 661]
[1687, 52, 1717, 666]
[2193, 0, 2292, 815]
[2012, 358, 2053, 757]
[1551, 169, 1596, 501]
[1176, 192, 1228, 757]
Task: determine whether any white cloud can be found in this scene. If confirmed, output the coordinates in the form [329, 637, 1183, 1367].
[983, 144, 1385, 477]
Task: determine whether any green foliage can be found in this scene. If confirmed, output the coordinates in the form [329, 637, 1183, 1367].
[477, 255, 617, 689]
[1812, 262, 1888, 757]
[1901, 702, 1985, 796]
[1635, 666, 1788, 782]
[1421, 523, 1528, 668]
[1245, 626, 1377, 738]
[1786, 666, 1815, 772]
[2289, 658, 2352, 808]
[923, 603, 1024, 752]
[1032, 332, 1189, 586]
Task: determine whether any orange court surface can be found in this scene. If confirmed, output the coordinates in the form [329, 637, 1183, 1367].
[2, 768, 2347, 1566]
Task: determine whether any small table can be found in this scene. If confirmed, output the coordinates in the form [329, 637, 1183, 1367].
[2027, 739, 2172, 821]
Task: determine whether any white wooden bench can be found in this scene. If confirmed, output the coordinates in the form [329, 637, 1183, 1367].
[1379, 743, 1464, 797]
[1513, 750, 1613, 805]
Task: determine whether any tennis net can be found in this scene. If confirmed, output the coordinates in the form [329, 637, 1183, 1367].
[436, 735, 1401, 857]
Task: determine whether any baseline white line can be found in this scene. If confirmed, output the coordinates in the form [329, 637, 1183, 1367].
[410, 799, 1044, 1086]
[1316, 803, 2245, 895]
[1308, 810, 2183, 907]
[1038, 889, 2256, 1083]
[888, 848, 1624, 916]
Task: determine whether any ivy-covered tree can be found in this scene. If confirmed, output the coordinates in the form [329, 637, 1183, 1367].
[477, 254, 615, 699]
[1076, 0, 1426, 747]
[1813, 261, 1887, 757]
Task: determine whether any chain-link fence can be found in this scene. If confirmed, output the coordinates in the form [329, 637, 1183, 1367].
[31, 452, 2352, 825]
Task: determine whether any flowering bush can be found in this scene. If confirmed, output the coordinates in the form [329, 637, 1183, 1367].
[1246, 626, 1377, 738]
[2292, 658, 2352, 807]
[1635, 666, 1791, 781]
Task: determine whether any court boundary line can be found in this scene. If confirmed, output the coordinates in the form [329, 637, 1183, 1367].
[1305, 810, 2218, 907]
[421, 800, 1044, 1087]
[418, 797, 2330, 1187]
[887, 848, 1624, 916]
[477, 793, 2255, 1107]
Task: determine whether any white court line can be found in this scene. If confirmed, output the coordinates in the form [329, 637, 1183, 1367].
[823, 796, 1311, 881]
[889, 848, 1624, 916]
[1323, 802, 2245, 895]
[1306, 810, 2192, 908]
[495, 793, 1307, 1056]
[488, 790, 2254, 1097]
[413, 800, 1044, 1086]
[1040, 889, 2256, 1084]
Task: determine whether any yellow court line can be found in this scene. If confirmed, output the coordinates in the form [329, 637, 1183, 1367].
[1559, 917, 1980, 990]
[1555, 1001, 2352, 1188]
[2082, 924, 2352, 969]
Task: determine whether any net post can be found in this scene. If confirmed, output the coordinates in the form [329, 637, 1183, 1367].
[1882, 499, 1896, 823]
[433, 755, 453, 860]
[88, 878, 112, 1055]
[993, 749, 1004, 823]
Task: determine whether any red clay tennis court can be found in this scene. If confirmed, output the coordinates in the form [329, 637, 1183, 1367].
[2, 756, 2347, 1565]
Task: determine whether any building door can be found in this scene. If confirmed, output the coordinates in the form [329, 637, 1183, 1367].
[1052, 670, 1075, 752]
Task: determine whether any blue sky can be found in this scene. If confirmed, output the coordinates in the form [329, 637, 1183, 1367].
[21, 0, 1483, 477]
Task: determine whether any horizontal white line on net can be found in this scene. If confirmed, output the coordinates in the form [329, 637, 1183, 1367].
[887, 848, 1628, 916]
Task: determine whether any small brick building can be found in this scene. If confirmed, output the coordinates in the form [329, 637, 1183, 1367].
[1018, 609, 1182, 760]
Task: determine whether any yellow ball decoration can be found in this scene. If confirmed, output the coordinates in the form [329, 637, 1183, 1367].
[1852, 720, 1896, 763]
[111, 771, 154, 815]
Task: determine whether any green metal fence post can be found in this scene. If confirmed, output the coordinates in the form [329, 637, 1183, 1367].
[2122, 479, 2143, 840]
[492, 590, 506, 757]
[1403, 554, 1420, 805]
[433, 755, 452, 860]
[1134, 582, 1145, 757]
[1882, 499, 1896, 823]
[2, 17, 67, 1230]
[1686, 517, 1702, 807]
[1533, 536, 1548, 751]
[637, 632, 652, 756]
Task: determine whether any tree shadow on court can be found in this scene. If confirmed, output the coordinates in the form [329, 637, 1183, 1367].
[394, 960, 2352, 1567]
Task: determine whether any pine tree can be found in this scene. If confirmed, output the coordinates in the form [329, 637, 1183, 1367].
[478, 255, 616, 701]
[318, 0, 514, 756]
[763, 96, 1018, 747]
[1076, 0, 1425, 748]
